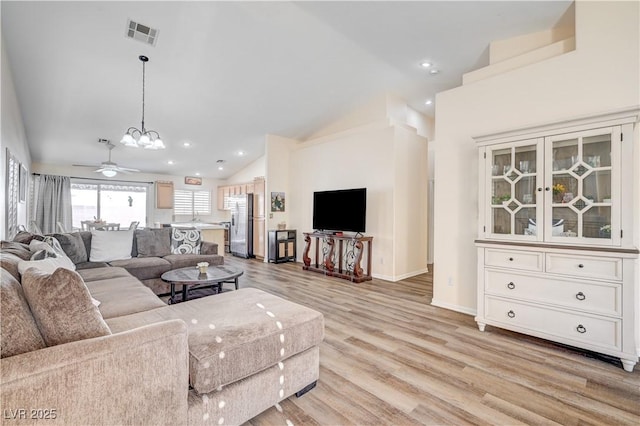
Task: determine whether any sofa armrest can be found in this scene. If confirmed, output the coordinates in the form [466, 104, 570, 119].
[201, 241, 218, 255]
[1, 320, 189, 426]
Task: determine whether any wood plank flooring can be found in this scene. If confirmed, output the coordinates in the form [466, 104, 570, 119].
[219, 257, 640, 426]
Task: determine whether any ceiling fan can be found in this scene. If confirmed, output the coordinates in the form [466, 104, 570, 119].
[74, 139, 140, 177]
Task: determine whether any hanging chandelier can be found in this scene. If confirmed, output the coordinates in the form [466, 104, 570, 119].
[120, 55, 165, 150]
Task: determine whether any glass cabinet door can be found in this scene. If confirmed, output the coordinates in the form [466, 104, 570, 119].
[545, 127, 619, 245]
[486, 139, 542, 240]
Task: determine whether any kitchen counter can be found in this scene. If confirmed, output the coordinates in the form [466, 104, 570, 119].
[170, 222, 226, 230]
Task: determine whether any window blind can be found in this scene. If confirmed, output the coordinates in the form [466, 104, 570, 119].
[174, 189, 211, 215]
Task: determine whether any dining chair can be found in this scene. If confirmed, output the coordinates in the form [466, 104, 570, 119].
[81, 220, 95, 231]
[129, 221, 140, 230]
[56, 221, 68, 233]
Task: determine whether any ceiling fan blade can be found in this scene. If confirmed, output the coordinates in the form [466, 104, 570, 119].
[73, 164, 100, 168]
[116, 167, 140, 172]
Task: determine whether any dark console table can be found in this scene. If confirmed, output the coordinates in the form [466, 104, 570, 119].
[302, 232, 373, 283]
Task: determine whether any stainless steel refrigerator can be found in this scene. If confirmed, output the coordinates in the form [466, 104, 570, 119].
[229, 194, 254, 258]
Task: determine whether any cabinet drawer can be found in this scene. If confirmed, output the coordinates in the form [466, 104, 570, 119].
[485, 249, 543, 271]
[485, 296, 621, 351]
[545, 254, 622, 281]
[485, 270, 621, 317]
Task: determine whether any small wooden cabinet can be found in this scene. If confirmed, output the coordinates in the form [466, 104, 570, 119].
[268, 230, 296, 263]
[156, 181, 174, 209]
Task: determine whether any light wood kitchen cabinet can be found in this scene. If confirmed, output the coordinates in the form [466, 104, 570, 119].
[217, 187, 225, 211]
[253, 177, 265, 218]
[156, 181, 174, 209]
[474, 108, 639, 372]
[253, 218, 265, 259]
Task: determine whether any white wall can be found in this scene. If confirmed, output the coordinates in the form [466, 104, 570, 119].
[432, 1, 640, 314]
[31, 163, 229, 226]
[289, 121, 397, 279]
[226, 155, 265, 184]
[265, 134, 295, 232]
[393, 124, 429, 278]
[1, 39, 31, 239]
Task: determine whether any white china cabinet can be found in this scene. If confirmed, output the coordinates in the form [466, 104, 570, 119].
[474, 108, 639, 372]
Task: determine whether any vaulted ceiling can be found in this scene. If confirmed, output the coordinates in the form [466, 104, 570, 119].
[2, 1, 573, 178]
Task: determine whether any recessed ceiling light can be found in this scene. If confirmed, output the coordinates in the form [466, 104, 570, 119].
[195, 172, 200, 176]
[425, 99, 433, 105]
[167, 160, 174, 165]
[183, 142, 191, 147]
[218, 166, 224, 171]
[420, 61, 432, 68]
[429, 69, 440, 75]
[237, 151, 244, 156]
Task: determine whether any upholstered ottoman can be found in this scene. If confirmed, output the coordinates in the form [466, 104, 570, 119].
[106, 288, 324, 424]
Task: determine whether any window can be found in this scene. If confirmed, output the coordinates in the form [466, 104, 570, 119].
[174, 189, 211, 216]
[71, 181, 149, 229]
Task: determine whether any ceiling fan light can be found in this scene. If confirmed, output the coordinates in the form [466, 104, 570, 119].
[102, 169, 117, 177]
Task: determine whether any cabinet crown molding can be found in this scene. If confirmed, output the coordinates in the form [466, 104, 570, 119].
[474, 106, 640, 146]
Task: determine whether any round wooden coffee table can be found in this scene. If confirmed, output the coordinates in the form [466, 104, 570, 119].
[161, 265, 244, 304]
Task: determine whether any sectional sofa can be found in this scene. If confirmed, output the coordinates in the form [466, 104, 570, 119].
[0, 230, 324, 425]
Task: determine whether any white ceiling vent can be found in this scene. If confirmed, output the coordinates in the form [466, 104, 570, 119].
[126, 19, 158, 46]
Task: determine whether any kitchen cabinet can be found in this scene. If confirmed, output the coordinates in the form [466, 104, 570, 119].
[474, 108, 639, 372]
[268, 230, 296, 263]
[217, 187, 225, 211]
[156, 181, 174, 209]
[253, 218, 265, 259]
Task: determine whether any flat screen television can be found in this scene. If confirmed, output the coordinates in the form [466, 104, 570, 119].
[313, 188, 366, 232]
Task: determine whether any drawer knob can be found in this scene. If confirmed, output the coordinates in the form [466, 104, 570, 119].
[508, 257, 514, 261]
[576, 324, 587, 334]
[578, 264, 584, 268]
[507, 282, 515, 290]
[507, 310, 516, 318]
[575, 292, 586, 301]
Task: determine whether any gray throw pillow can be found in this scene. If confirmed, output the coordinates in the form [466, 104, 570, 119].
[53, 232, 88, 264]
[0, 270, 46, 358]
[135, 228, 171, 257]
[21, 268, 111, 347]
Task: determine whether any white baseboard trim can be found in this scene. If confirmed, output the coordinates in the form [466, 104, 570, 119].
[372, 273, 394, 281]
[394, 268, 430, 281]
[431, 299, 477, 317]
[372, 268, 430, 282]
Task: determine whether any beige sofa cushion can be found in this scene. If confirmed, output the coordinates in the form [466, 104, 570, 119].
[84, 276, 166, 320]
[21, 268, 111, 346]
[0, 270, 46, 358]
[109, 256, 172, 281]
[106, 287, 324, 394]
[77, 266, 132, 282]
[163, 253, 224, 270]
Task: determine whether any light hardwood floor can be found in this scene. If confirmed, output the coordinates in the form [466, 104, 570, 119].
[220, 257, 640, 426]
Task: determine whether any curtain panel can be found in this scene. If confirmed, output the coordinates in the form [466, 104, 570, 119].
[34, 174, 72, 234]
